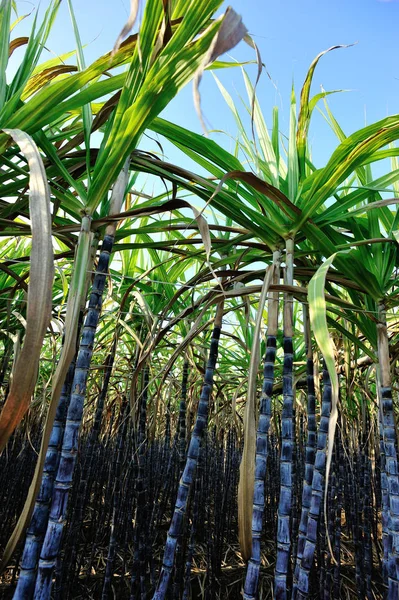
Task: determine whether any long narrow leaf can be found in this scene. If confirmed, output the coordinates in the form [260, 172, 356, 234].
[308, 253, 341, 559]
[0, 129, 54, 452]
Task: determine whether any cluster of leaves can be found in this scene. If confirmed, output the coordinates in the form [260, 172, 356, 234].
[0, 0, 399, 529]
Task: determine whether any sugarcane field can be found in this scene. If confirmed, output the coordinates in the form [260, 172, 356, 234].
[1, 0, 399, 599]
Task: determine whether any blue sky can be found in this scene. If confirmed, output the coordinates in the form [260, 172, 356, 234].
[11, 0, 399, 170]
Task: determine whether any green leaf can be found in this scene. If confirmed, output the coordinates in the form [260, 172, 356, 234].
[297, 115, 399, 230]
[0, 0, 12, 109]
[296, 45, 351, 177]
[308, 252, 341, 558]
[87, 4, 247, 214]
[288, 86, 298, 201]
[67, 0, 92, 187]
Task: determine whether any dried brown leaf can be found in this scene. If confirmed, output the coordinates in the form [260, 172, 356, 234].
[193, 8, 247, 134]
[113, 0, 140, 55]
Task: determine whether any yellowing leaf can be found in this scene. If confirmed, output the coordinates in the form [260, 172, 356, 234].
[0, 129, 54, 453]
[238, 265, 274, 560]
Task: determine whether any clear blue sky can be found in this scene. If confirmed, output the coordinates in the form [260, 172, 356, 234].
[11, 0, 399, 170]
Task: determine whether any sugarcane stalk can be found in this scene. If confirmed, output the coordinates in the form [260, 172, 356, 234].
[243, 250, 280, 600]
[179, 360, 189, 474]
[293, 305, 316, 591]
[379, 404, 389, 588]
[32, 231, 115, 599]
[152, 298, 224, 599]
[333, 432, 343, 599]
[377, 302, 399, 599]
[274, 237, 295, 600]
[31, 163, 129, 600]
[13, 358, 76, 600]
[14, 284, 89, 600]
[173, 362, 191, 599]
[182, 442, 202, 600]
[295, 365, 332, 599]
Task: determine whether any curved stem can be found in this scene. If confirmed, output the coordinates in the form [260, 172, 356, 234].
[293, 306, 316, 593]
[377, 303, 399, 599]
[295, 365, 332, 600]
[243, 250, 280, 600]
[13, 359, 76, 600]
[274, 238, 295, 600]
[32, 233, 115, 600]
[152, 300, 224, 600]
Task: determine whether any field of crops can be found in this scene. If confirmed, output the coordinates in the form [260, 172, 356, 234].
[0, 1, 399, 599]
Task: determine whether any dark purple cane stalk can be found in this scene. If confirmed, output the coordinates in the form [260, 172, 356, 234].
[333, 433, 343, 600]
[31, 160, 129, 600]
[13, 357, 77, 600]
[293, 307, 316, 594]
[243, 347, 277, 592]
[379, 408, 389, 588]
[172, 361, 191, 598]
[243, 251, 280, 600]
[204, 433, 215, 598]
[164, 401, 171, 453]
[274, 239, 295, 600]
[152, 299, 224, 600]
[295, 365, 332, 600]
[179, 360, 189, 474]
[32, 233, 116, 600]
[291, 416, 300, 568]
[219, 431, 233, 563]
[274, 336, 294, 599]
[377, 303, 399, 599]
[380, 390, 399, 598]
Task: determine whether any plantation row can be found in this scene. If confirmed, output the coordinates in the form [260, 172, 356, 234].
[0, 362, 386, 599]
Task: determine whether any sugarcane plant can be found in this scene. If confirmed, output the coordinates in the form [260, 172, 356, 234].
[2, 3, 399, 600]
[134, 44, 399, 599]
